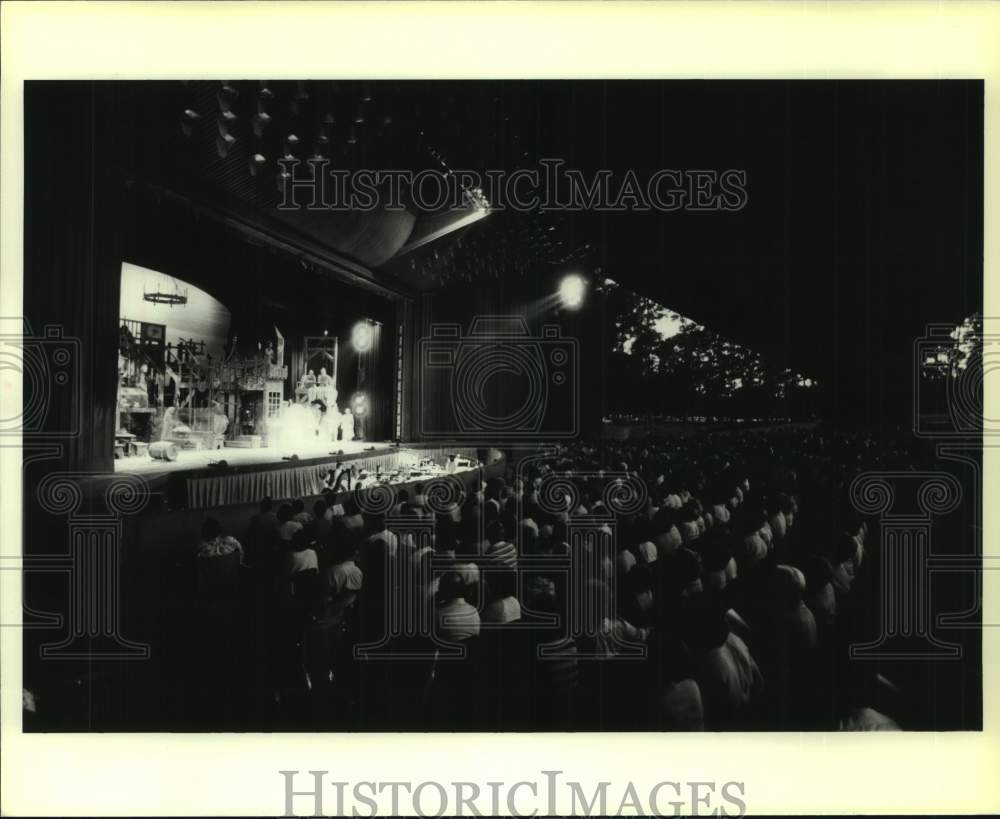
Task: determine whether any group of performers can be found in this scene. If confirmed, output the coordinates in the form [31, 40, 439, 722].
[268, 366, 356, 448]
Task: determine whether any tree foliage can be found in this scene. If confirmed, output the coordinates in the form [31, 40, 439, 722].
[599, 280, 822, 420]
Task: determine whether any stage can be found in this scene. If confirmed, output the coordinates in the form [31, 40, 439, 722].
[113, 440, 490, 510]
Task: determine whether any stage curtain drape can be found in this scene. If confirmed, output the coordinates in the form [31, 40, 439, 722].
[181, 446, 482, 509]
[23, 82, 124, 476]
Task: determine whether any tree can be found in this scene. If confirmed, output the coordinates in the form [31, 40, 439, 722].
[600, 279, 822, 421]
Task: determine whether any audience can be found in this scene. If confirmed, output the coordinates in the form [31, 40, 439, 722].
[194, 518, 244, 600]
[286, 528, 319, 577]
[276, 503, 303, 543]
[361, 512, 399, 559]
[291, 498, 314, 526]
[197, 518, 243, 561]
[683, 596, 764, 730]
[481, 570, 521, 625]
[436, 571, 481, 642]
[244, 497, 280, 578]
[325, 537, 363, 625]
[176, 422, 933, 730]
[312, 500, 333, 543]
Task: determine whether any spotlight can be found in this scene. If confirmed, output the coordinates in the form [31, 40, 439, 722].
[276, 166, 292, 194]
[559, 274, 586, 309]
[248, 153, 267, 176]
[217, 82, 239, 112]
[216, 132, 236, 158]
[351, 391, 369, 417]
[252, 106, 272, 137]
[352, 321, 372, 352]
[180, 108, 201, 137]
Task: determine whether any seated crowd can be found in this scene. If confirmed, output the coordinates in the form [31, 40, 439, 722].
[188, 425, 933, 731]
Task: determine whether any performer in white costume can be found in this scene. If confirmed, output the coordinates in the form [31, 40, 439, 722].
[281, 364, 354, 445]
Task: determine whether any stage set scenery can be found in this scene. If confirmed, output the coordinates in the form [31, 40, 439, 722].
[20, 80, 983, 734]
[113, 261, 477, 508]
[117, 261, 360, 465]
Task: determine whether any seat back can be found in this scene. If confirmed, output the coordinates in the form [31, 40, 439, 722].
[195, 550, 241, 599]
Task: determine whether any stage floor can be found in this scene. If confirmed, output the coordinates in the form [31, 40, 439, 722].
[114, 439, 392, 476]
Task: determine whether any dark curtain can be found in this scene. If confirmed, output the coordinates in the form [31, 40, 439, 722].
[24, 82, 123, 475]
[375, 318, 395, 441]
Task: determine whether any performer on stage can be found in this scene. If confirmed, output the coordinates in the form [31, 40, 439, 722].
[283, 356, 354, 445]
[303, 368, 317, 395]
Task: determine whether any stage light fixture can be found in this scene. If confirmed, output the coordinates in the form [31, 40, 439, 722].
[249, 153, 267, 176]
[216, 132, 236, 159]
[252, 106, 272, 137]
[351, 391, 370, 417]
[217, 82, 239, 112]
[559, 274, 587, 309]
[352, 321, 372, 352]
[180, 108, 201, 138]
